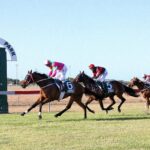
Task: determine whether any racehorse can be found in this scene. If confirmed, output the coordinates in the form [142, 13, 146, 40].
[20, 70, 94, 119]
[128, 77, 150, 109]
[75, 71, 138, 113]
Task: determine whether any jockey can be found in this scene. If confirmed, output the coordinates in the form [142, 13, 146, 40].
[89, 64, 108, 82]
[44, 60, 67, 81]
[143, 74, 150, 85]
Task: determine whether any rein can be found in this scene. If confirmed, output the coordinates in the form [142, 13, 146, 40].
[25, 73, 35, 85]
[29, 73, 57, 89]
[41, 83, 56, 89]
[79, 73, 98, 91]
[36, 78, 51, 83]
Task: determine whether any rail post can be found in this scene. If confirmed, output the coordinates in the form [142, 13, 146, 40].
[0, 48, 8, 113]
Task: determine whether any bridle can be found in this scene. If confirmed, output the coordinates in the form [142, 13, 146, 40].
[25, 72, 57, 89]
[24, 72, 35, 85]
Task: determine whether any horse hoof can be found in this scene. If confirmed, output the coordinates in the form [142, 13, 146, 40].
[38, 116, 42, 120]
[54, 114, 58, 118]
[91, 110, 95, 114]
[20, 112, 25, 116]
[110, 107, 114, 110]
[108, 107, 114, 111]
[118, 109, 121, 113]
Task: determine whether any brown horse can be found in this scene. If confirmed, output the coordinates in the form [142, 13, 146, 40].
[75, 72, 138, 113]
[129, 77, 150, 109]
[20, 70, 94, 119]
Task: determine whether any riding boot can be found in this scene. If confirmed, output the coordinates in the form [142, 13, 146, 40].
[61, 80, 67, 92]
[96, 81, 102, 89]
[96, 81, 105, 96]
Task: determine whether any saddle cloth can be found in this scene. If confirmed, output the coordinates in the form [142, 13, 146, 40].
[95, 81, 114, 95]
[55, 79, 75, 94]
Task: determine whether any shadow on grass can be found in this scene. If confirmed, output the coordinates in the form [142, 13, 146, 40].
[51, 115, 150, 122]
[95, 116, 150, 121]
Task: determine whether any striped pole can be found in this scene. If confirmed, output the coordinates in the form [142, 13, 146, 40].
[0, 90, 40, 95]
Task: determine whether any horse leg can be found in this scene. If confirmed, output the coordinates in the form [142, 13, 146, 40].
[105, 96, 116, 113]
[98, 99, 109, 113]
[117, 95, 126, 112]
[21, 96, 42, 116]
[55, 94, 88, 119]
[85, 96, 95, 113]
[74, 97, 87, 119]
[148, 98, 150, 112]
[38, 98, 49, 120]
[55, 97, 74, 118]
[145, 98, 149, 111]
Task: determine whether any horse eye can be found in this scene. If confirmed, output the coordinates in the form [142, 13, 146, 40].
[25, 75, 29, 80]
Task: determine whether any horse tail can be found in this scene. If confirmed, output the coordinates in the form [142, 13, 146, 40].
[123, 85, 139, 97]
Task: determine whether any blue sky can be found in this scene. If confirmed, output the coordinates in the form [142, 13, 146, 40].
[0, 0, 150, 81]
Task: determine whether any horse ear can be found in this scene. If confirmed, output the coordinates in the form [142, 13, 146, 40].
[28, 70, 32, 74]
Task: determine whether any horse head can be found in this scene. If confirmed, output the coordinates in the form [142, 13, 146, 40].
[75, 71, 95, 85]
[128, 77, 144, 90]
[20, 70, 33, 88]
[20, 70, 49, 88]
[128, 77, 139, 87]
[75, 71, 85, 83]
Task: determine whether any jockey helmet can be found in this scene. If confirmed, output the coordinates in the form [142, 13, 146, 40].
[143, 74, 147, 79]
[44, 59, 51, 66]
[89, 64, 95, 69]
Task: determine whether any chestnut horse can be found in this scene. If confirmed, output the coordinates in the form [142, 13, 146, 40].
[20, 70, 94, 119]
[129, 77, 150, 109]
[75, 72, 138, 113]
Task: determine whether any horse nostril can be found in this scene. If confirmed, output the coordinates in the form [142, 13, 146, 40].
[20, 82, 26, 88]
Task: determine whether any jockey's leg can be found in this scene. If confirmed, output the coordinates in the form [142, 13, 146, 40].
[100, 70, 108, 82]
[55, 72, 67, 92]
[96, 77, 105, 94]
[62, 65, 67, 78]
[54, 72, 62, 80]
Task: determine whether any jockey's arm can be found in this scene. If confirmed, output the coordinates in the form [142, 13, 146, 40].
[95, 70, 101, 78]
[92, 72, 97, 79]
[49, 71, 53, 77]
[49, 67, 57, 77]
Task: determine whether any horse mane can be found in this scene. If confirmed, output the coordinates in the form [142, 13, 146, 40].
[34, 71, 49, 78]
[82, 72, 96, 84]
[134, 77, 144, 83]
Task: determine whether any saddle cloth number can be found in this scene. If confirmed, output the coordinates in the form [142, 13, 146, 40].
[65, 81, 74, 93]
[66, 81, 73, 90]
[106, 82, 113, 93]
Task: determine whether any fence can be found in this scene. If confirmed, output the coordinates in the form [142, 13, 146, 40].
[1, 85, 144, 113]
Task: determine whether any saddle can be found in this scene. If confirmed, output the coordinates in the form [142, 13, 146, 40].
[89, 82, 103, 96]
[144, 83, 150, 89]
[94, 81, 114, 96]
[55, 79, 75, 94]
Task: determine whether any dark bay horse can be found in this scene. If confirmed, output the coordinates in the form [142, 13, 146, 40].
[75, 72, 138, 113]
[129, 77, 150, 109]
[20, 70, 94, 119]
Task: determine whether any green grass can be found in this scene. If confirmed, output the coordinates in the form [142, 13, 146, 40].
[0, 103, 150, 150]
